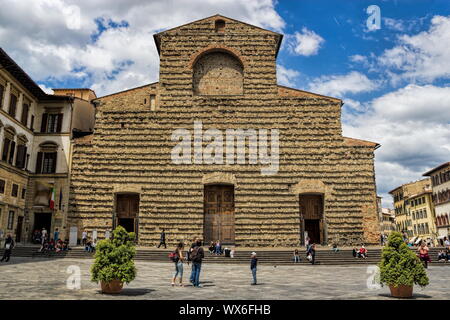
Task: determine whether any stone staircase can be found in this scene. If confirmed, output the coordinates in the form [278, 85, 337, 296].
[2, 246, 450, 266]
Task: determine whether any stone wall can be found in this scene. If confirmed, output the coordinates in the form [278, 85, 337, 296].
[69, 15, 380, 246]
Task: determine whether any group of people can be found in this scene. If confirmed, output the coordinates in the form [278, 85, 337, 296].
[169, 237, 259, 287]
[208, 241, 222, 255]
[352, 245, 368, 259]
[38, 228, 70, 253]
[292, 244, 317, 264]
[82, 230, 97, 253]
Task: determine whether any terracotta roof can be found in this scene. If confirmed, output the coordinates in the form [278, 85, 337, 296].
[423, 161, 450, 176]
[343, 137, 380, 149]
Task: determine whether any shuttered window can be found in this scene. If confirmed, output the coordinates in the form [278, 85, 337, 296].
[0, 179, 5, 194]
[11, 184, 18, 197]
[9, 94, 17, 118]
[15, 144, 27, 169]
[8, 140, 15, 164]
[36, 151, 57, 173]
[0, 84, 4, 108]
[21, 103, 29, 126]
[41, 113, 63, 133]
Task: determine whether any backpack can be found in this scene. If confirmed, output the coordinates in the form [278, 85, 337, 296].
[168, 250, 179, 263]
[190, 246, 200, 262]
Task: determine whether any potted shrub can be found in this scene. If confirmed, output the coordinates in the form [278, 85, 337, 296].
[91, 226, 137, 294]
[378, 231, 429, 298]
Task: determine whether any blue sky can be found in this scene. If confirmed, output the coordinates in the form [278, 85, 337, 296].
[0, 0, 449, 207]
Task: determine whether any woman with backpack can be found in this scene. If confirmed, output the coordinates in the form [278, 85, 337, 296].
[171, 242, 185, 286]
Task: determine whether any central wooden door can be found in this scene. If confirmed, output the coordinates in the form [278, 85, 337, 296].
[204, 185, 235, 244]
[116, 194, 139, 233]
[300, 194, 324, 244]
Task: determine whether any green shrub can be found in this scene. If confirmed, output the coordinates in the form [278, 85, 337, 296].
[91, 226, 137, 284]
[378, 231, 429, 288]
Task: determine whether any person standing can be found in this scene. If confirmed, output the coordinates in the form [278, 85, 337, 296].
[171, 242, 185, 287]
[418, 241, 430, 269]
[250, 252, 258, 285]
[307, 243, 316, 265]
[54, 228, 59, 243]
[82, 230, 87, 246]
[190, 238, 205, 287]
[0, 234, 14, 262]
[189, 237, 198, 284]
[39, 228, 47, 252]
[157, 229, 167, 249]
[293, 249, 300, 263]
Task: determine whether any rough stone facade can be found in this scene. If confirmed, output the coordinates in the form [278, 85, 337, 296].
[69, 15, 380, 246]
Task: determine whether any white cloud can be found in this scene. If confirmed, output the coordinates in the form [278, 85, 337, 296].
[343, 84, 450, 208]
[0, 0, 285, 96]
[276, 65, 300, 87]
[378, 15, 450, 83]
[38, 84, 54, 94]
[288, 27, 324, 56]
[308, 71, 379, 98]
[383, 17, 405, 32]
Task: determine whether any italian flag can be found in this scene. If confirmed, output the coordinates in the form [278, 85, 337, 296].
[50, 187, 56, 210]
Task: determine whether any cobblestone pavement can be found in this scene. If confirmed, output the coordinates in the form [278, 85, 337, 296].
[0, 257, 449, 300]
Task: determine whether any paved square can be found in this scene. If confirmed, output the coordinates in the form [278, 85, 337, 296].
[0, 257, 449, 300]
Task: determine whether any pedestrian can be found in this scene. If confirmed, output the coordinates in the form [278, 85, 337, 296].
[54, 228, 59, 242]
[293, 249, 300, 263]
[0, 234, 14, 262]
[171, 241, 185, 287]
[418, 241, 430, 268]
[250, 252, 258, 285]
[332, 243, 339, 253]
[82, 230, 87, 246]
[305, 235, 310, 249]
[307, 243, 316, 265]
[157, 228, 167, 248]
[39, 228, 47, 252]
[189, 237, 198, 284]
[444, 237, 450, 247]
[190, 238, 205, 287]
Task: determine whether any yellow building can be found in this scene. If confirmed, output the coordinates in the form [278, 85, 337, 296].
[380, 208, 395, 237]
[389, 178, 437, 244]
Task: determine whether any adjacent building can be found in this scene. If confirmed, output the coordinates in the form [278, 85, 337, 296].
[423, 162, 450, 243]
[380, 208, 395, 237]
[389, 178, 437, 243]
[69, 15, 381, 247]
[0, 48, 95, 242]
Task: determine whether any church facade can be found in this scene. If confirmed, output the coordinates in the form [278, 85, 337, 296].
[69, 15, 381, 246]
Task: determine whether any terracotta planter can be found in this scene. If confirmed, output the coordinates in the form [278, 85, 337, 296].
[389, 285, 413, 298]
[100, 280, 123, 294]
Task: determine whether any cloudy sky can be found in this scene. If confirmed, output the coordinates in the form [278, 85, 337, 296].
[0, 0, 449, 207]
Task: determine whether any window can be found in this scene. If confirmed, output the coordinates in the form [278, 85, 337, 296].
[9, 94, 17, 118]
[150, 94, 156, 111]
[0, 84, 4, 108]
[215, 19, 226, 32]
[21, 103, 29, 126]
[36, 150, 57, 174]
[15, 143, 27, 169]
[21, 187, 26, 199]
[0, 179, 5, 193]
[30, 115, 35, 131]
[2, 137, 15, 165]
[7, 211, 14, 230]
[11, 183, 18, 197]
[41, 113, 63, 133]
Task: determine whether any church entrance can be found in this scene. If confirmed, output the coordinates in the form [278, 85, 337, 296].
[115, 194, 139, 234]
[204, 185, 235, 245]
[299, 194, 324, 245]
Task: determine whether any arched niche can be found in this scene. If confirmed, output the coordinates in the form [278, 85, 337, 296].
[193, 50, 243, 96]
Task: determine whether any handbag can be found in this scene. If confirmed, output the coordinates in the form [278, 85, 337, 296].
[5, 243, 11, 250]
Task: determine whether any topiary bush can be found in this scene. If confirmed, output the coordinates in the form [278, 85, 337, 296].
[378, 231, 429, 288]
[91, 226, 137, 284]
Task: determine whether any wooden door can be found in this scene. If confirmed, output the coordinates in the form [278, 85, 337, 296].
[116, 194, 139, 233]
[16, 216, 23, 242]
[300, 195, 324, 244]
[204, 185, 235, 244]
